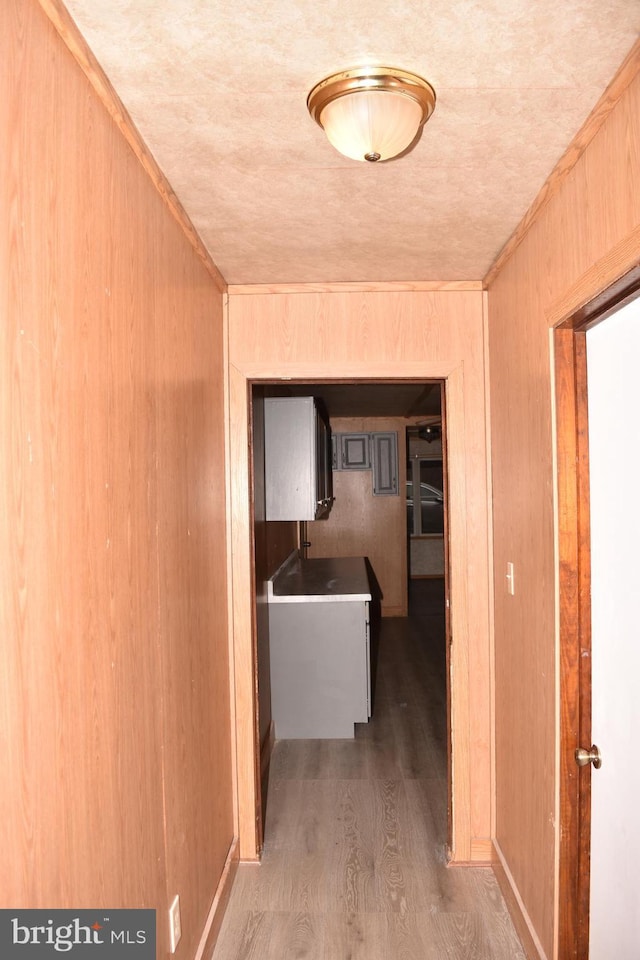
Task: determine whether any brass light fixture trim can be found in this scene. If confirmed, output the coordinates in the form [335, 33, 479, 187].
[307, 66, 436, 162]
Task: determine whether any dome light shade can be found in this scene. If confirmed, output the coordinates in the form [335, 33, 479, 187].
[307, 67, 436, 163]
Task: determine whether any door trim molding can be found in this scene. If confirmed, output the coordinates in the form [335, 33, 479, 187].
[548, 226, 640, 330]
[554, 327, 592, 960]
[553, 258, 640, 958]
[228, 360, 488, 864]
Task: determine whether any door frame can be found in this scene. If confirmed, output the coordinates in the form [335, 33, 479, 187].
[227, 355, 491, 864]
[553, 260, 640, 958]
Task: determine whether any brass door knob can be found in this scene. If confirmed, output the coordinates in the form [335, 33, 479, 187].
[575, 745, 602, 769]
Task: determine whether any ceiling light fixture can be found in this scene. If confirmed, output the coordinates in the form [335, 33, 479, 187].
[307, 66, 436, 163]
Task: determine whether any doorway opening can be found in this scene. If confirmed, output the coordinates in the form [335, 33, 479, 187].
[228, 350, 490, 867]
[249, 378, 450, 854]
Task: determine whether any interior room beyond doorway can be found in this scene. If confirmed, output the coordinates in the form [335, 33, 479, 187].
[253, 379, 449, 845]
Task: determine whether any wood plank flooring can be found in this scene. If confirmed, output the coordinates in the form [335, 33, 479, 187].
[212, 580, 526, 959]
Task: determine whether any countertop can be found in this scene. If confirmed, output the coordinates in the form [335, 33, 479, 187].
[267, 552, 372, 604]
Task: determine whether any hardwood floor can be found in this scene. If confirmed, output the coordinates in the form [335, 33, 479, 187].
[212, 580, 526, 959]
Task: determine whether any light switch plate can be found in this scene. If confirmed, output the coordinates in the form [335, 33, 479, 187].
[506, 561, 515, 596]
[169, 894, 182, 953]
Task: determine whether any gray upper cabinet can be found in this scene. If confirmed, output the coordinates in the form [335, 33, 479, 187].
[339, 433, 370, 470]
[332, 429, 399, 495]
[264, 396, 333, 520]
[371, 432, 398, 496]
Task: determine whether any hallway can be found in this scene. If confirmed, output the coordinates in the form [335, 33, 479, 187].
[212, 581, 526, 959]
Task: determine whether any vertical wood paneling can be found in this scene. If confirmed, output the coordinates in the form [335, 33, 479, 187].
[155, 238, 233, 958]
[227, 290, 491, 864]
[1, 3, 233, 956]
[36, 0, 226, 294]
[486, 61, 640, 960]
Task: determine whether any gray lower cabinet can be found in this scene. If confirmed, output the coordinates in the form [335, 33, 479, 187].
[268, 599, 371, 739]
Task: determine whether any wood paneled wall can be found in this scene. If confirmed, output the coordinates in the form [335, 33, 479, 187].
[1, 3, 234, 957]
[486, 46, 640, 960]
[227, 287, 492, 864]
[308, 417, 408, 617]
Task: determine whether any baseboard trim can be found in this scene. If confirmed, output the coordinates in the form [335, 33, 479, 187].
[471, 837, 496, 862]
[491, 840, 547, 960]
[193, 836, 239, 960]
[447, 837, 496, 866]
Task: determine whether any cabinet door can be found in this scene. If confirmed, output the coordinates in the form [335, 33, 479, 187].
[269, 600, 369, 738]
[372, 432, 398, 495]
[264, 397, 315, 520]
[339, 433, 370, 470]
[365, 603, 371, 718]
[264, 397, 333, 520]
[314, 405, 333, 517]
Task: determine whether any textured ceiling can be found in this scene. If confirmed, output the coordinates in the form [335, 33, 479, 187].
[64, 0, 638, 285]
